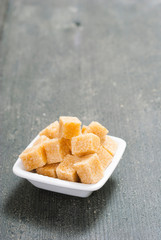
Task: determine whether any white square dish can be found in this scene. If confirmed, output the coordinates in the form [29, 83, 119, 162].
[13, 135, 126, 198]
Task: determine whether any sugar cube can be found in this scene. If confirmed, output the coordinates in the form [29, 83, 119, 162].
[36, 163, 59, 178]
[97, 146, 112, 170]
[82, 125, 88, 134]
[102, 135, 118, 156]
[62, 138, 71, 151]
[74, 153, 104, 184]
[56, 154, 80, 182]
[84, 121, 108, 143]
[39, 121, 59, 139]
[59, 116, 81, 139]
[43, 138, 70, 164]
[33, 135, 49, 146]
[19, 145, 47, 171]
[71, 133, 100, 156]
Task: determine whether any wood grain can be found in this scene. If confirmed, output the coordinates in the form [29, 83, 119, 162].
[0, 0, 161, 239]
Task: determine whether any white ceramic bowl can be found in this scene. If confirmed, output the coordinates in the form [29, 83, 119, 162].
[13, 135, 126, 198]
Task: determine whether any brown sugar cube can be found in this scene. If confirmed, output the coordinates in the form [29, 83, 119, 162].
[71, 133, 100, 156]
[56, 154, 80, 182]
[84, 121, 108, 143]
[59, 116, 81, 139]
[102, 136, 118, 156]
[100, 135, 107, 143]
[36, 163, 59, 178]
[97, 146, 112, 170]
[33, 135, 49, 146]
[62, 138, 71, 152]
[43, 138, 70, 164]
[19, 145, 47, 171]
[39, 121, 59, 139]
[74, 153, 104, 184]
[82, 125, 88, 134]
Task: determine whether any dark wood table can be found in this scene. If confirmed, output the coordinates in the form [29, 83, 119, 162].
[0, 0, 161, 239]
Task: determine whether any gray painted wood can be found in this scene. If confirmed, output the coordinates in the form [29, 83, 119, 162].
[0, 0, 161, 239]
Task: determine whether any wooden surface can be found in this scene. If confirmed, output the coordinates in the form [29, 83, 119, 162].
[0, 0, 161, 239]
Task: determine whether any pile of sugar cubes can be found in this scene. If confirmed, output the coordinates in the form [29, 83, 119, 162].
[19, 117, 118, 184]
